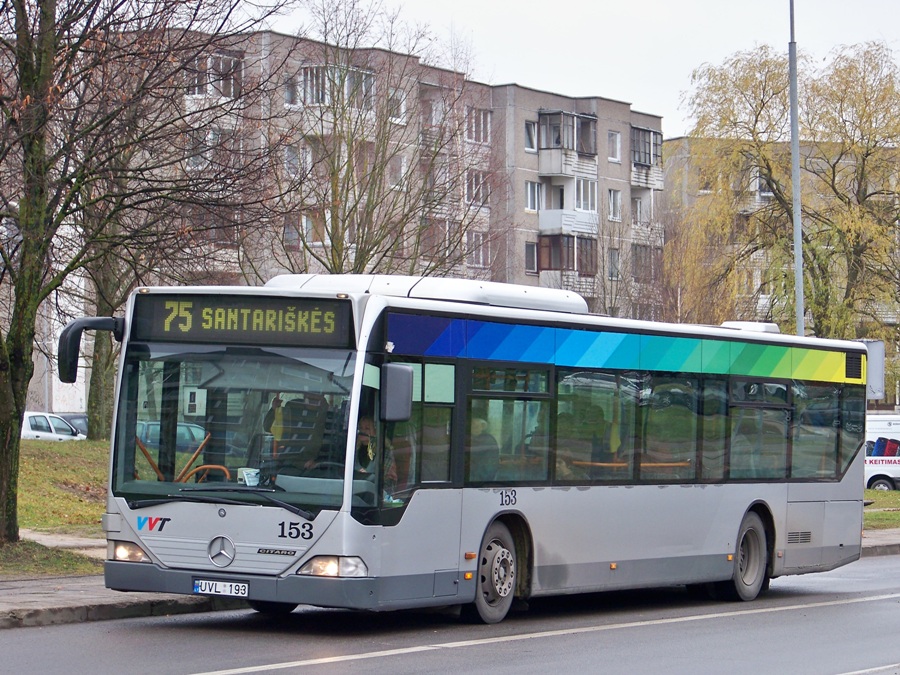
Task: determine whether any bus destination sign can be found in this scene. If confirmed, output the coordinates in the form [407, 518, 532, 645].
[131, 293, 353, 348]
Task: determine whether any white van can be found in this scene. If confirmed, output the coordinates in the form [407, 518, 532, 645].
[864, 413, 900, 490]
[21, 411, 87, 442]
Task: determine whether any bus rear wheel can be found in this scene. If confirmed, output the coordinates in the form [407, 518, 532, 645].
[248, 600, 298, 616]
[464, 521, 517, 624]
[716, 511, 768, 601]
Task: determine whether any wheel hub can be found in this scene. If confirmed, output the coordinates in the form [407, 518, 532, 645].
[490, 546, 515, 598]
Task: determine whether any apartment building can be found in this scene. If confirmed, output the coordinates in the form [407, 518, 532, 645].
[169, 31, 665, 314]
[488, 85, 663, 316]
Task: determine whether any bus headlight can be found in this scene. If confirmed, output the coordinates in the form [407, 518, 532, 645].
[298, 556, 367, 578]
[113, 541, 150, 562]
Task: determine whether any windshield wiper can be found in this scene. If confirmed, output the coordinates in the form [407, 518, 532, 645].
[180, 486, 314, 520]
[128, 494, 247, 509]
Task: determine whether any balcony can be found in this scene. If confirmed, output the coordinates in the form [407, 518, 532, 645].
[538, 209, 598, 236]
[631, 163, 663, 190]
[539, 149, 597, 178]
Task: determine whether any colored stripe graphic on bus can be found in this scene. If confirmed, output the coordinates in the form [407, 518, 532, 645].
[386, 314, 862, 384]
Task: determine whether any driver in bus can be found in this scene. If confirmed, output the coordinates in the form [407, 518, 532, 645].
[356, 415, 398, 494]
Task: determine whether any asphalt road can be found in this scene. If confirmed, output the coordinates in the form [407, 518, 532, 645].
[6, 554, 900, 675]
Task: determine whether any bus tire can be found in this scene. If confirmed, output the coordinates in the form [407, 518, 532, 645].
[464, 521, 517, 624]
[869, 478, 894, 491]
[716, 511, 768, 601]
[248, 600, 298, 615]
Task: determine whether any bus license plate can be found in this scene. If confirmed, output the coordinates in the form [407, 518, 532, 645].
[193, 579, 248, 597]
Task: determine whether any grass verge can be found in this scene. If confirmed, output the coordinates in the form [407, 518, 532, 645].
[0, 439, 108, 577]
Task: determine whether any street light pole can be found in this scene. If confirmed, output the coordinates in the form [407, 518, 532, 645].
[789, 0, 805, 335]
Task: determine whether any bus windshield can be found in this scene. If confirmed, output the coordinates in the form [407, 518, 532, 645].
[112, 344, 359, 515]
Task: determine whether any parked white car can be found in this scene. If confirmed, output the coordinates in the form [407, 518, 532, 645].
[864, 413, 900, 490]
[21, 411, 87, 441]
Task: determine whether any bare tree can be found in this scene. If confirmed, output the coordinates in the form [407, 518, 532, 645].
[0, 0, 294, 541]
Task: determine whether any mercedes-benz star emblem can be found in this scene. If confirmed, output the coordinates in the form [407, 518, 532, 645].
[207, 536, 236, 568]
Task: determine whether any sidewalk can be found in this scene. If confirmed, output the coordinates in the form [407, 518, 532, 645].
[2, 528, 899, 630]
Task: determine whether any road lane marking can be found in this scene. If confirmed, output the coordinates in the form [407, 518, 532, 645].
[190, 592, 900, 674]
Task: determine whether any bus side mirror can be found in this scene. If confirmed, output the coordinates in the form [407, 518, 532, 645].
[380, 363, 413, 422]
[58, 317, 124, 383]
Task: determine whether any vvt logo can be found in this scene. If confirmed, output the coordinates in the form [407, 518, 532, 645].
[137, 516, 172, 532]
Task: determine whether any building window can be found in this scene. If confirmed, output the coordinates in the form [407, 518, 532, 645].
[632, 243, 661, 282]
[467, 231, 488, 268]
[285, 76, 299, 106]
[300, 211, 328, 244]
[608, 189, 622, 221]
[631, 197, 644, 226]
[539, 235, 575, 271]
[422, 218, 450, 258]
[284, 215, 302, 249]
[608, 130, 621, 162]
[631, 127, 662, 167]
[524, 121, 537, 152]
[388, 155, 407, 189]
[186, 129, 211, 170]
[466, 107, 491, 144]
[525, 242, 538, 274]
[608, 248, 620, 280]
[538, 112, 596, 154]
[421, 99, 445, 128]
[302, 66, 328, 104]
[188, 205, 239, 246]
[576, 116, 597, 155]
[346, 69, 374, 110]
[466, 169, 490, 205]
[283, 144, 311, 178]
[576, 178, 597, 212]
[186, 56, 208, 96]
[186, 53, 242, 99]
[576, 237, 597, 277]
[754, 168, 774, 197]
[387, 88, 406, 123]
[210, 54, 242, 99]
[525, 181, 542, 211]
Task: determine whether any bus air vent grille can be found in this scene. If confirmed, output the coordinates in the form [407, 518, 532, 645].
[787, 531, 812, 544]
[846, 353, 863, 380]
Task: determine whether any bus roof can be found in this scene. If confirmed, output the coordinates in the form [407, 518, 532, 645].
[265, 274, 590, 315]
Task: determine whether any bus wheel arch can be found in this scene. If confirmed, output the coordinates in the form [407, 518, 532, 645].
[463, 514, 532, 624]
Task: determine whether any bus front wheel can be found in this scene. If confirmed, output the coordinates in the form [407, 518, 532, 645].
[716, 511, 768, 601]
[464, 521, 517, 624]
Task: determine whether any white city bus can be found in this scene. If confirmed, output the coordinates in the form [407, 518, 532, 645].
[58, 275, 872, 623]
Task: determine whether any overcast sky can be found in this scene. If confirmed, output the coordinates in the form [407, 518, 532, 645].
[286, 0, 899, 138]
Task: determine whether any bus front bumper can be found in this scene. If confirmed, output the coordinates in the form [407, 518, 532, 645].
[104, 561, 468, 611]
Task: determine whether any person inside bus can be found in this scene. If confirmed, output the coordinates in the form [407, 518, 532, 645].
[356, 415, 398, 495]
[263, 393, 285, 441]
[466, 417, 499, 482]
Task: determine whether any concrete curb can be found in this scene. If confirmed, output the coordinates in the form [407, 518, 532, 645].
[862, 544, 900, 558]
[0, 596, 246, 630]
